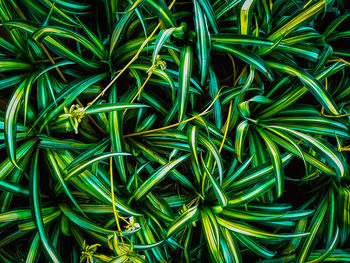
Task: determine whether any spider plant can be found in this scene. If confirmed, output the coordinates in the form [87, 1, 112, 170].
[0, 0, 349, 262]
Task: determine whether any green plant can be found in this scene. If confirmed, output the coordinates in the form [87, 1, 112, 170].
[0, 0, 350, 262]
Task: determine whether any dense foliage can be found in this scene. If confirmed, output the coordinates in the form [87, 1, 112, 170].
[0, 0, 350, 262]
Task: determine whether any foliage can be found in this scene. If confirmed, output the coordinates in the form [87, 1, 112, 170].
[0, 0, 350, 262]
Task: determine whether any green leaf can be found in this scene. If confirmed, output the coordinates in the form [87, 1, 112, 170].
[200, 207, 223, 263]
[270, 126, 348, 179]
[110, 11, 135, 56]
[133, 154, 190, 201]
[65, 152, 131, 180]
[266, 61, 340, 115]
[109, 85, 128, 183]
[4, 80, 25, 170]
[167, 205, 199, 237]
[25, 233, 40, 263]
[194, 0, 210, 85]
[29, 149, 63, 263]
[235, 120, 250, 163]
[59, 203, 138, 235]
[144, 0, 177, 27]
[152, 27, 182, 65]
[201, 155, 228, 208]
[32, 26, 105, 59]
[198, 0, 219, 33]
[296, 196, 328, 263]
[221, 227, 242, 263]
[85, 103, 149, 115]
[257, 128, 284, 198]
[268, 0, 333, 42]
[0, 59, 32, 72]
[46, 149, 85, 215]
[213, 43, 274, 81]
[178, 45, 193, 121]
[217, 216, 309, 240]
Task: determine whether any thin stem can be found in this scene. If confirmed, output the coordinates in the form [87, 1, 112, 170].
[234, 65, 248, 86]
[303, 0, 313, 9]
[84, 0, 177, 111]
[124, 87, 224, 138]
[123, 72, 153, 115]
[219, 100, 233, 153]
[36, 56, 61, 63]
[109, 147, 124, 246]
[328, 58, 350, 67]
[209, 66, 246, 175]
